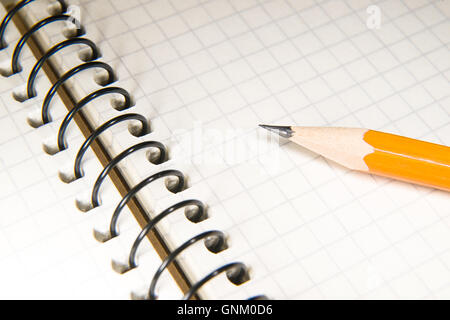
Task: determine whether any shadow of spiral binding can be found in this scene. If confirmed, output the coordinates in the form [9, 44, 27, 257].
[1, 0, 267, 301]
[248, 295, 269, 300]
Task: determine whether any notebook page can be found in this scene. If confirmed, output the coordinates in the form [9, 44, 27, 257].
[0, 1, 114, 299]
[3, 0, 186, 299]
[61, 0, 449, 299]
[0, 0, 180, 299]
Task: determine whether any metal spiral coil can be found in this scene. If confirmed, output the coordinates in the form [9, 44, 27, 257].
[93, 169, 186, 243]
[26, 37, 99, 100]
[40, 61, 116, 126]
[183, 263, 250, 300]
[86, 140, 166, 211]
[111, 199, 210, 274]
[58, 86, 133, 152]
[11, 14, 84, 75]
[147, 230, 228, 300]
[0, 0, 68, 49]
[1, 0, 262, 300]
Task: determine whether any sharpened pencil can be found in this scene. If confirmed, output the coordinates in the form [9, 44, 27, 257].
[260, 125, 450, 192]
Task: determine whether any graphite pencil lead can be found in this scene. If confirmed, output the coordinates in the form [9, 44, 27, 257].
[259, 124, 294, 138]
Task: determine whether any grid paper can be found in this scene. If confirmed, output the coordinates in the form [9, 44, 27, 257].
[2, 0, 449, 299]
[0, 1, 137, 299]
[69, 0, 450, 299]
[0, 0, 182, 299]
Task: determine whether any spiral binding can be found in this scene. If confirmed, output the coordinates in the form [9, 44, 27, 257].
[1, 0, 262, 300]
[183, 263, 250, 301]
[148, 230, 227, 300]
[111, 199, 210, 274]
[0, 0, 68, 49]
[40, 61, 116, 126]
[11, 14, 84, 74]
[27, 38, 99, 100]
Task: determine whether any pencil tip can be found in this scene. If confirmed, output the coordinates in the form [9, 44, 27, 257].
[259, 125, 293, 138]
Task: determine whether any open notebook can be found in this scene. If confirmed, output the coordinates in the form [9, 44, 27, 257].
[0, 0, 449, 299]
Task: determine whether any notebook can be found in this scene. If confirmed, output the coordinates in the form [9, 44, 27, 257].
[0, 0, 449, 300]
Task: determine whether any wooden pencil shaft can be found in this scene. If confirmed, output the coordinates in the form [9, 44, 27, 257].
[289, 127, 450, 192]
[363, 130, 450, 192]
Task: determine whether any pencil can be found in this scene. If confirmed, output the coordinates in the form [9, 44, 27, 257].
[260, 125, 450, 192]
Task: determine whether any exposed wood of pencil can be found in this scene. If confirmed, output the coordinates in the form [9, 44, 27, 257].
[283, 126, 449, 192]
[3, 1, 194, 298]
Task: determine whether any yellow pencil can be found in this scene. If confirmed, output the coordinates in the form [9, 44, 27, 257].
[260, 125, 450, 192]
